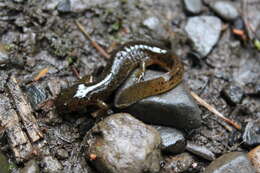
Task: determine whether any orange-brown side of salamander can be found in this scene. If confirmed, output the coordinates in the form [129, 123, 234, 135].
[55, 41, 184, 114]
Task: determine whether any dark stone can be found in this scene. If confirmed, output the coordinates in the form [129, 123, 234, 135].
[185, 16, 221, 57]
[56, 148, 69, 160]
[204, 152, 256, 173]
[186, 141, 215, 161]
[221, 83, 244, 106]
[183, 0, 203, 14]
[210, 1, 239, 21]
[85, 113, 162, 173]
[153, 126, 186, 154]
[243, 118, 260, 146]
[20, 160, 40, 173]
[115, 70, 201, 130]
[161, 153, 195, 173]
[25, 84, 48, 109]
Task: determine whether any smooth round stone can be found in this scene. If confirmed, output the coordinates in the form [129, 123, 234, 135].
[185, 16, 222, 57]
[184, 0, 203, 14]
[85, 113, 162, 173]
[211, 1, 239, 21]
[115, 70, 201, 130]
[204, 152, 256, 173]
[186, 142, 215, 161]
[154, 126, 186, 154]
[243, 118, 260, 146]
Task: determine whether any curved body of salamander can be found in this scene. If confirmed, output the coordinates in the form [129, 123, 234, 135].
[55, 41, 184, 114]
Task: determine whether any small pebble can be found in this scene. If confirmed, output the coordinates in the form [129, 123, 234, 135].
[143, 17, 160, 31]
[161, 153, 195, 173]
[221, 83, 244, 106]
[185, 16, 222, 57]
[186, 141, 215, 161]
[57, 0, 71, 13]
[204, 152, 256, 173]
[56, 148, 69, 160]
[211, 1, 239, 21]
[154, 126, 186, 154]
[25, 84, 48, 109]
[183, 0, 203, 14]
[243, 118, 260, 146]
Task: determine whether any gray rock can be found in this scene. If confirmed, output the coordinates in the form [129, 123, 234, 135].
[57, 0, 71, 13]
[161, 153, 195, 173]
[55, 148, 69, 160]
[25, 84, 48, 109]
[0, 43, 9, 65]
[185, 16, 222, 57]
[70, 0, 118, 13]
[115, 70, 201, 129]
[183, 0, 203, 14]
[143, 17, 160, 30]
[85, 113, 162, 173]
[186, 141, 215, 161]
[221, 83, 244, 106]
[43, 0, 62, 11]
[153, 126, 186, 154]
[0, 152, 10, 173]
[204, 152, 256, 173]
[41, 156, 63, 173]
[211, 1, 239, 21]
[243, 118, 260, 146]
[20, 160, 40, 173]
[142, 17, 168, 39]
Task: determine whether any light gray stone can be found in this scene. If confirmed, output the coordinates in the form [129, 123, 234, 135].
[185, 16, 222, 57]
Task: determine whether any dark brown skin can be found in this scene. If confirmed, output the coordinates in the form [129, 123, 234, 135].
[55, 41, 184, 114]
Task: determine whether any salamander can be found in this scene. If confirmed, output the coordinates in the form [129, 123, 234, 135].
[55, 41, 184, 114]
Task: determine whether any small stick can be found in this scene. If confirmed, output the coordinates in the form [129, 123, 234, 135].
[190, 91, 241, 130]
[70, 65, 81, 79]
[75, 20, 110, 59]
[34, 68, 49, 81]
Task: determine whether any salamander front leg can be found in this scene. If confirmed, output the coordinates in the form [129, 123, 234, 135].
[135, 61, 146, 82]
[76, 75, 94, 85]
[90, 99, 109, 118]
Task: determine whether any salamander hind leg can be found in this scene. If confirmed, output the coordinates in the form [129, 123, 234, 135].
[134, 61, 146, 82]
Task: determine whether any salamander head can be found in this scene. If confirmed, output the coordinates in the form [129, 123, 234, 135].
[55, 84, 94, 114]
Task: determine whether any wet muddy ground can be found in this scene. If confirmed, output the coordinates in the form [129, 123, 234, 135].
[0, 0, 259, 172]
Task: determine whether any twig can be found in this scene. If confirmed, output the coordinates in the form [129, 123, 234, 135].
[190, 91, 241, 130]
[75, 20, 110, 59]
[34, 68, 49, 81]
[70, 65, 81, 79]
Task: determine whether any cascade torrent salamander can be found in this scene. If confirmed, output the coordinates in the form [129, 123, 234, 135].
[55, 41, 184, 114]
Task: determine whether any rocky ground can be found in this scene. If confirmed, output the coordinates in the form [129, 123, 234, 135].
[0, 0, 259, 172]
